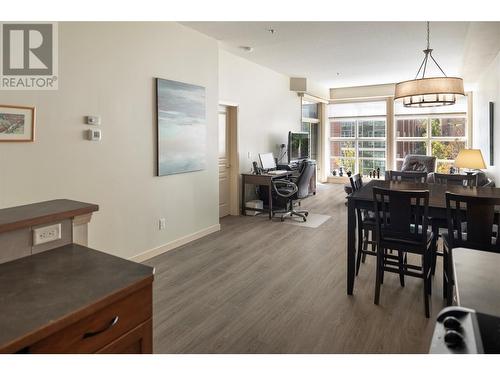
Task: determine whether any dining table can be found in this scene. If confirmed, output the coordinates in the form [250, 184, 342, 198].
[346, 179, 500, 295]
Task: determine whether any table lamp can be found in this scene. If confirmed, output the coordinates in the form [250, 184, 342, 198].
[454, 149, 486, 174]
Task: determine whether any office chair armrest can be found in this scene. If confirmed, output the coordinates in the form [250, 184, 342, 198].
[272, 179, 298, 198]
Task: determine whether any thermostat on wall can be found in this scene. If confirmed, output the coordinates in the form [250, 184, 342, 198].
[88, 128, 102, 141]
[86, 115, 101, 125]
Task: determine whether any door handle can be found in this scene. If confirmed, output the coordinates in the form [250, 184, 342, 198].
[82, 316, 119, 339]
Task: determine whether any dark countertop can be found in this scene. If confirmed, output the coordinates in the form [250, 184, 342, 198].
[0, 244, 154, 352]
[0, 199, 99, 234]
[453, 247, 500, 316]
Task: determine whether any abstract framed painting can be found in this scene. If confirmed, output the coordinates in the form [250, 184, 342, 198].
[0, 105, 35, 142]
[156, 78, 206, 176]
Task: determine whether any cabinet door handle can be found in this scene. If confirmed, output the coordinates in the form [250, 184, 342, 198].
[82, 316, 119, 339]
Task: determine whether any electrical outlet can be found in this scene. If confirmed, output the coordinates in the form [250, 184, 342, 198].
[159, 218, 166, 230]
[33, 223, 61, 245]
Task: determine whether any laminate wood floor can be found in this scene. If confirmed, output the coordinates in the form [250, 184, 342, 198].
[145, 183, 445, 353]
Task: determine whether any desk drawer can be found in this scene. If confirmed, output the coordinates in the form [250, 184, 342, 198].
[29, 285, 152, 353]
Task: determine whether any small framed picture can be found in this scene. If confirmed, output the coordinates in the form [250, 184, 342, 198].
[0, 105, 36, 142]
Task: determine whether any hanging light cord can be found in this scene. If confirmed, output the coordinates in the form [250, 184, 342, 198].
[414, 21, 447, 80]
[426, 21, 430, 50]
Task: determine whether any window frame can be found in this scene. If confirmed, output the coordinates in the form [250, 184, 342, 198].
[301, 99, 321, 163]
[329, 115, 387, 175]
[394, 112, 468, 173]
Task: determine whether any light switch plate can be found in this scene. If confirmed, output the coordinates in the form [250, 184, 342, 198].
[33, 223, 62, 245]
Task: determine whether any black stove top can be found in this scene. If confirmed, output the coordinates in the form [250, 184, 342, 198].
[430, 306, 500, 354]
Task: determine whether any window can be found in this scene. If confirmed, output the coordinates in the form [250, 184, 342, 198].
[394, 95, 469, 173]
[395, 115, 467, 173]
[301, 100, 320, 161]
[329, 101, 387, 176]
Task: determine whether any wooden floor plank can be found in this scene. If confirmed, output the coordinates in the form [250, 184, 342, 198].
[145, 183, 444, 353]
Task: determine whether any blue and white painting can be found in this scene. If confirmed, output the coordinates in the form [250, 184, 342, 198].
[156, 78, 206, 176]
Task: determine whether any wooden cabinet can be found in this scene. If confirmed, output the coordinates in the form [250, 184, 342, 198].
[29, 285, 152, 354]
[0, 245, 154, 354]
[97, 320, 153, 354]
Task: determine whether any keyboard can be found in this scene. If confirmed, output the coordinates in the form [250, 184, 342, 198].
[267, 170, 288, 175]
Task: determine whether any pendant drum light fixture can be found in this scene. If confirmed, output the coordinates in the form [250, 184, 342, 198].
[394, 22, 464, 107]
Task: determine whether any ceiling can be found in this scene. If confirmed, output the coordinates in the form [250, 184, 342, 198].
[184, 21, 500, 89]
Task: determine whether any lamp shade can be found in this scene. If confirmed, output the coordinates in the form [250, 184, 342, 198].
[394, 77, 465, 107]
[454, 149, 486, 169]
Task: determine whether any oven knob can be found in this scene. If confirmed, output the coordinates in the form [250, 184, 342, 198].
[443, 316, 462, 330]
[444, 330, 464, 348]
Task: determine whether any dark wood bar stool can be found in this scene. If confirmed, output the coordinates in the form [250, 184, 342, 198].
[349, 174, 377, 276]
[373, 187, 434, 317]
[442, 192, 500, 305]
[430, 173, 477, 274]
[387, 170, 428, 183]
[434, 173, 477, 187]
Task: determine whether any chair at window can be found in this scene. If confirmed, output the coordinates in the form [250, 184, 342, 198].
[400, 154, 436, 174]
[387, 170, 428, 183]
[442, 193, 500, 305]
[372, 187, 433, 317]
[430, 173, 477, 274]
[349, 174, 377, 276]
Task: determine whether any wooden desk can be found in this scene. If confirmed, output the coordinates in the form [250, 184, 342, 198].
[453, 248, 500, 316]
[0, 244, 154, 353]
[346, 180, 500, 295]
[241, 172, 293, 219]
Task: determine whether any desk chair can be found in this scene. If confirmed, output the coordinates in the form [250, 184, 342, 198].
[373, 187, 433, 317]
[273, 160, 315, 222]
[442, 193, 500, 305]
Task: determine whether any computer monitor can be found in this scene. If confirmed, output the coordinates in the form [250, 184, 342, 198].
[288, 131, 310, 163]
[259, 153, 276, 171]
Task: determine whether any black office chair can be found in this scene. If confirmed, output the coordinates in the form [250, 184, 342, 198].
[273, 160, 315, 222]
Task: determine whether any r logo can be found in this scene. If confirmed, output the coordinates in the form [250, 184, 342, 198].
[2, 23, 53, 76]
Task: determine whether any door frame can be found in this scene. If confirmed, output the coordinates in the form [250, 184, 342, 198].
[219, 101, 240, 216]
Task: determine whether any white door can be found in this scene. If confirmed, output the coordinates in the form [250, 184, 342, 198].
[218, 108, 230, 218]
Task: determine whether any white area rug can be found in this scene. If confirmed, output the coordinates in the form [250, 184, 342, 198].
[281, 213, 331, 228]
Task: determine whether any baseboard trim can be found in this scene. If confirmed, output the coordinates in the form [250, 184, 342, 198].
[129, 223, 221, 263]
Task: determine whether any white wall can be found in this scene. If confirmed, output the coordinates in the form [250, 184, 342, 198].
[0, 22, 219, 259]
[330, 83, 396, 100]
[473, 51, 500, 181]
[218, 49, 301, 174]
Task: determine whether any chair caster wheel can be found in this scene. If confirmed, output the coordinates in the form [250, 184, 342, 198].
[302, 217, 307, 222]
[305, 212, 309, 217]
